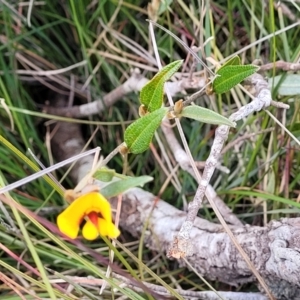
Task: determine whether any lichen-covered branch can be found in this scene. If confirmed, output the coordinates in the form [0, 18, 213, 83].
[168, 73, 289, 259]
[49, 104, 300, 299]
[114, 188, 300, 299]
[161, 121, 243, 227]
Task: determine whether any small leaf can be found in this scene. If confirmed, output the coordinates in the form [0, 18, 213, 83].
[101, 176, 153, 198]
[124, 107, 168, 154]
[213, 64, 259, 94]
[221, 55, 241, 68]
[140, 60, 183, 112]
[179, 105, 236, 127]
[94, 168, 116, 182]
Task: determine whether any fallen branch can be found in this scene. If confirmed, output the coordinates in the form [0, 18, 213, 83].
[49, 107, 300, 299]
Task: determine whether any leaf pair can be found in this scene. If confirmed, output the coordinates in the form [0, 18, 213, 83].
[124, 60, 183, 154]
[124, 56, 259, 154]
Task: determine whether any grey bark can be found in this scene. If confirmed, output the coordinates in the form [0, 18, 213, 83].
[48, 105, 300, 300]
[110, 187, 300, 299]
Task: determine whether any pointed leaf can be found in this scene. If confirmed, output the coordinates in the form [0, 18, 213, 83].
[213, 64, 259, 94]
[101, 176, 153, 198]
[124, 107, 168, 154]
[140, 60, 183, 112]
[179, 105, 236, 127]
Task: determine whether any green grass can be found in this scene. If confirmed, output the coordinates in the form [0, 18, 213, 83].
[0, 0, 300, 299]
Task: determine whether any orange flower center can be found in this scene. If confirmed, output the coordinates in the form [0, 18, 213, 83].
[87, 211, 99, 227]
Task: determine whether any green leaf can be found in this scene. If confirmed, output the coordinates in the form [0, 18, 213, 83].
[140, 60, 183, 112]
[179, 105, 236, 127]
[213, 64, 259, 94]
[101, 176, 153, 198]
[124, 107, 168, 154]
[269, 74, 300, 95]
[221, 55, 241, 67]
[94, 168, 116, 182]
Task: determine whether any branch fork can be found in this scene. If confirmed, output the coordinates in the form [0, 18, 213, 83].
[168, 73, 289, 259]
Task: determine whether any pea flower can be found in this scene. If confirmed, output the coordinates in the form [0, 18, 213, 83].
[57, 192, 120, 240]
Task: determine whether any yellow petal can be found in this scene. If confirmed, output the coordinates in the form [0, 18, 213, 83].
[88, 193, 112, 223]
[82, 219, 99, 240]
[97, 218, 120, 239]
[68, 192, 110, 215]
[68, 192, 112, 221]
[57, 212, 80, 239]
[82, 217, 120, 240]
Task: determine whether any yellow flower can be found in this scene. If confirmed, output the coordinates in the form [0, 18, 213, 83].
[57, 192, 120, 240]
